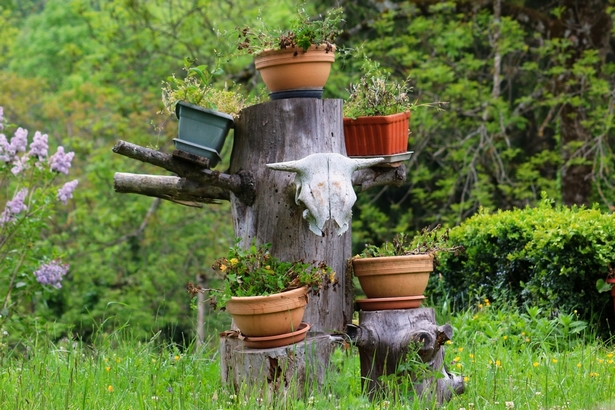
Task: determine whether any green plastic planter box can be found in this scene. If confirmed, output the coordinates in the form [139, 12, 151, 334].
[174, 101, 234, 168]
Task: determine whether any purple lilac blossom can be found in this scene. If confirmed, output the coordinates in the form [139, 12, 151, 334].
[49, 146, 75, 174]
[57, 179, 78, 205]
[10, 127, 27, 154]
[10, 154, 28, 176]
[0, 134, 9, 162]
[33, 260, 69, 289]
[29, 131, 49, 159]
[0, 188, 28, 226]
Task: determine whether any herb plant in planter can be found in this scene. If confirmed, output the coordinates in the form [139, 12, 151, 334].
[343, 61, 444, 157]
[352, 226, 464, 310]
[236, 7, 343, 99]
[204, 241, 335, 346]
[161, 59, 254, 167]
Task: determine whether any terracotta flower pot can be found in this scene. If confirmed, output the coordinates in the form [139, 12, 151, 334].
[254, 45, 335, 94]
[343, 111, 410, 156]
[225, 286, 309, 337]
[352, 254, 434, 299]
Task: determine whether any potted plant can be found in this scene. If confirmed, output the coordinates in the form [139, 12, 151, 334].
[161, 58, 255, 167]
[191, 240, 335, 346]
[352, 226, 464, 310]
[236, 7, 344, 99]
[343, 60, 445, 157]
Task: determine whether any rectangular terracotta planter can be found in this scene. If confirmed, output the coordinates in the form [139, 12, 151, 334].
[343, 111, 410, 156]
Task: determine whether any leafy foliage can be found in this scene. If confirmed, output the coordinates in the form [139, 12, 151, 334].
[357, 225, 464, 259]
[236, 6, 343, 54]
[203, 240, 335, 309]
[432, 196, 615, 324]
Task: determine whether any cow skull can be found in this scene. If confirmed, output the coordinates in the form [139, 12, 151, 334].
[267, 153, 383, 236]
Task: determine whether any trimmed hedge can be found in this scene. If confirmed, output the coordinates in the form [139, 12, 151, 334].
[432, 198, 615, 321]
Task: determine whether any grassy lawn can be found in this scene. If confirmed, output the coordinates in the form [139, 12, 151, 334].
[1, 302, 615, 409]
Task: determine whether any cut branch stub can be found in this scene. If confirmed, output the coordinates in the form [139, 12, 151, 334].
[112, 140, 255, 205]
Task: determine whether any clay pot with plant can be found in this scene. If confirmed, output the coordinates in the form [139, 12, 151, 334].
[160, 58, 257, 167]
[352, 226, 464, 310]
[188, 240, 336, 347]
[343, 60, 445, 157]
[236, 7, 343, 98]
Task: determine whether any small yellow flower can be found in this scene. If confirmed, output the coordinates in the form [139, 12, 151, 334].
[533, 362, 539, 367]
[503, 335, 508, 340]
[463, 376, 469, 382]
[446, 340, 452, 345]
[472, 314, 478, 320]
[469, 353, 474, 359]
[107, 385, 114, 393]
[457, 347, 464, 352]
[453, 356, 461, 362]
[598, 359, 604, 364]
[552, 359, 558, 364]
[105, 366, 111, 372]
[478, 303, 483, 309]
[220, 264, 227, 272]
[607, 353, 613, 358]
[484, 298, 490, 304]
[521, 331, 526, 336]
[116, 358, 120, 363]
[230, 258, 239, 266]
[590, 372, 599, 377]
[174, 355, 180, 361]
[456, 363, 462, 369]
[608, 360, 613, 364]
[495, 360, 501, 367]
[525, 338, 530, 343]
[577, 363, 582, 368]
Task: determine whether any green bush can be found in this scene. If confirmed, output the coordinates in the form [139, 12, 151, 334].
[431, 197, 615, 322]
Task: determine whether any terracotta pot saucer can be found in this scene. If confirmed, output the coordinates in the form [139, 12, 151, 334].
[356, 295, 425, 311]
[242, 322, 311, 349]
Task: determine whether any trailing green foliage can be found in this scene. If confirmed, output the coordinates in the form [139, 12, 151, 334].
[432, 196, 615, 323]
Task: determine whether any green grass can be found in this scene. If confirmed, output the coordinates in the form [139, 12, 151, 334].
[2, 302, 615, 409]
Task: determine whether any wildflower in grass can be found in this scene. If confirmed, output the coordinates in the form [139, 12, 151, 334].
[590, 372, 599, 377]
[496, 360, 501, 367]
[116, 358, 120, 363]
[472, 314, 478, 320]
[599, 359, 604, 364]
[446, 340, 452, 345]
[525, 337, 530, 343]
[457, 347, 463, 352]
[608, 353, 613, 358]
[107, 385, 114, 392]
[533, 362, 539, 367]
[505, 402, 514, 409]
[478, 303, 483, 309]
[503, 335, 508, 340]
[105, 366, 111, 372]
[577, 363, 582, 367]
[552, 358, 558, 364]
[464, 376, 469, 382]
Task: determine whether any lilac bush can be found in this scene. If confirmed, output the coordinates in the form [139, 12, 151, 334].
[0, 106, 78, 328]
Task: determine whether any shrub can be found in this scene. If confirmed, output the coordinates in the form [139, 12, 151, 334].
[431, 196, 615, 323]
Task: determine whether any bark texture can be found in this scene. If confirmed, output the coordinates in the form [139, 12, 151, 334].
[354, 308, 464, 404]
[220, 333, 334, 401]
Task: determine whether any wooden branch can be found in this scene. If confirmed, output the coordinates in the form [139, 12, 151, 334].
[114, 173, 230, 206]
[352, 163, 407, 191]
[112, 140, 255, 205]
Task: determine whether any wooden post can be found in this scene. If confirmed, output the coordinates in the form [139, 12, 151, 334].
[353, 308, 464, 404]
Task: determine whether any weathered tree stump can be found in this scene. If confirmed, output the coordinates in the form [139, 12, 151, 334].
[353, 308, 464, 404]
[219, 332, 335, 402]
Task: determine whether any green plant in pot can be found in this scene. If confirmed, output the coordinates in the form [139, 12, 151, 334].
[343, 59, 445, 157]
[161, 58, 254, 167]
[193, 240, 335, 342]
[352, 226, 464, 310]
[236, 6, 344, 98]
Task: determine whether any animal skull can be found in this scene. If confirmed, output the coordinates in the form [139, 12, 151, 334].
[267, 153, 383, 236]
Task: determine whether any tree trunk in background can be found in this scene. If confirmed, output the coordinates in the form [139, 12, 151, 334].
[229, 98, 352, 333]
[556, 0, 611, 206]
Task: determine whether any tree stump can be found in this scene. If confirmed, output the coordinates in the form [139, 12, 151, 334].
[229, 98, 353, 333]
[219, 332, 334, 402]
[353, 307, 464, 404]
